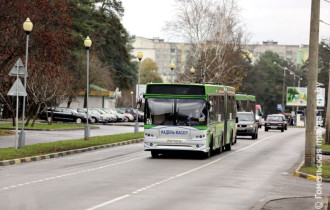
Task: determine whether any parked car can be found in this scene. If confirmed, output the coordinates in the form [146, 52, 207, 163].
[39, 107, 87, 123]
[236, 112, 259, 139]
[264, 114, 286, 132]
[91, 108, 117, 122]
[115, 108, 134, 122]
[74, 108, 101, 123]
[118, 108, 144, 122]
[102, 108, 124, 122]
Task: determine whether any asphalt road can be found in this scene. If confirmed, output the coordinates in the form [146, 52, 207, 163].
[0, 124, 144, 148]
[0, 128, 329, 210]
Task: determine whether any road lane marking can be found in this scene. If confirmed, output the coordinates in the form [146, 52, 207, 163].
[86, 133, 283, 209]
[0, 155, 147, 192]
[85, 194, 131, 210]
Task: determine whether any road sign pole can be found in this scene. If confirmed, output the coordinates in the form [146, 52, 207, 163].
[15, 62, 19, 149]
[19, 34, 30, 148]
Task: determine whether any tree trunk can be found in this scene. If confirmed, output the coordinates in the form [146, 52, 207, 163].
[31, 103, 41, 127]
[11, 110, 15, 126]
[67, 96, 72, 108]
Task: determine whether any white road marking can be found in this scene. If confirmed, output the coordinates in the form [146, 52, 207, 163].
[86, 133, 283, 210]
[0, 155, 147, 192]
[85, 194, 131, 210]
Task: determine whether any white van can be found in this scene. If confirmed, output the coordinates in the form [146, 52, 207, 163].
[255, 105, 263, 128]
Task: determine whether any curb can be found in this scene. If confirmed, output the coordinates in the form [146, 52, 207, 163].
[0, 138, 144, 167]
[288, 126, 305, 128]
[294, 171, 319, 181]
[0, 126, 99, 131]
[294, 161, 330, 183]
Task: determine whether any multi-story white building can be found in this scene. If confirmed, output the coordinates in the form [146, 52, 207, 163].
[132, 36, 191, 83]
[132, 37, 310, 82]
[245, 40, 309, 67]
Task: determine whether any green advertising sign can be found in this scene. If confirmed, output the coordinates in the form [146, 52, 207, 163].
[286, 87, 307, 106]
[286, 87, 325, 107]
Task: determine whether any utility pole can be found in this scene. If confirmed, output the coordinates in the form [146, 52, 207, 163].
[326, 67, 330, 144]
[305, 0, 320, 167]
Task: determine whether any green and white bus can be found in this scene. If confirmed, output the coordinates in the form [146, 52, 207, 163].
[235, 94, 256, 114]
[143, 83, 237, 158]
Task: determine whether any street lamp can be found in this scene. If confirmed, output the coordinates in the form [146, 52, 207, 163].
[134, 51, 143, 134]
[274, 62, 292, 113]
[84, 36, 92, 140]
[190, 67, 195, 83]
[130, 91, 134, 109]
[19, 18, 33, 148]
[170, 61, 175, 83]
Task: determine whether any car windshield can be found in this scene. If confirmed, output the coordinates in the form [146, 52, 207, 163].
[267, 116, 282, 121]
[145, 98, 207, 126]
[237, 113, 254, 121]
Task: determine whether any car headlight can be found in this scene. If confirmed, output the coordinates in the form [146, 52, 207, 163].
[248, 125, 254, 128]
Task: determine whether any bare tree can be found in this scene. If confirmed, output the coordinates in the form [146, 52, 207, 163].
[165, 0, 250, 88]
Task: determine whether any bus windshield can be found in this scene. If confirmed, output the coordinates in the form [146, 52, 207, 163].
[145, 98, 207, 126]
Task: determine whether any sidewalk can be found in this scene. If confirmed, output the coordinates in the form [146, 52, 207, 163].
[260, 196, 329, 210]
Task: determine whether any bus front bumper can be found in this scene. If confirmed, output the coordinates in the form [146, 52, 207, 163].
[144, 138, 209, 153]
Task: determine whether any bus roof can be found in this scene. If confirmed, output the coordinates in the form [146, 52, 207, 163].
[145, 83, 235, 96]
[235, 94, 256, 101]
[235, 94, 248, 100]
[247, 95, 256, 101]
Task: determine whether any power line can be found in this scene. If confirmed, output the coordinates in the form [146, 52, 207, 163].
[320, 20, 330, 26]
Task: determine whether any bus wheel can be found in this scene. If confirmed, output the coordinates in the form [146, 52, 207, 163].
[225, 143, 231, 151]
[225, 134, 232, 151]
[218, 136, 224, 154]
[204, 150, 211, 158]
[151, 151, 159, 158]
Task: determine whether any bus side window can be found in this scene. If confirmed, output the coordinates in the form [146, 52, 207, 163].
[208, 96, 216, 123]
[219, 95, 224, 122]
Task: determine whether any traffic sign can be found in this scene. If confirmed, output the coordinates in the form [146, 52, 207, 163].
[7, 78, 27, 96]
[8, 58, 28, 77]
[277, 104, 282, 111]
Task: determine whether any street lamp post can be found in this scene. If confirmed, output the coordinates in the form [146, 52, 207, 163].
[19, 18, 33, 148]
[170, 61, 175, 83]
[131, 91, 134, 109]
[274, 62, 294, 114]
[84, 36, 92, 140]
[134, 52, 143, 134]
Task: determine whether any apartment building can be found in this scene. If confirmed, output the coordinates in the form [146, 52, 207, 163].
[245, 40, 309, 67]
[132, 36, 191, 83]
[132, 37, 310, 82]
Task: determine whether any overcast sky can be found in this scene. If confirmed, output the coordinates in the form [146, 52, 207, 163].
[121, 0, 330, 45]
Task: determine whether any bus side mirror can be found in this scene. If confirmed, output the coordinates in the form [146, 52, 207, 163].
[236, 117, 238, 123]
[207, 101, 213, 112]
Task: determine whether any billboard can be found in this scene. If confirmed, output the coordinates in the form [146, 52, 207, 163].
[286, 87, 325, 107]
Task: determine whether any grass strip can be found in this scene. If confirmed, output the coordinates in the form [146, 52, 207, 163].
[300, 136, 330, 179]
[0, 123, 93, 130]
[300, 160, 330, 179]
[0, 132, 144, 161]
